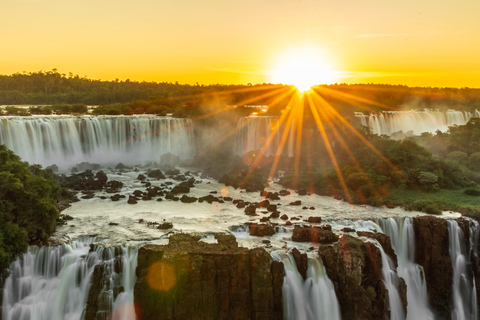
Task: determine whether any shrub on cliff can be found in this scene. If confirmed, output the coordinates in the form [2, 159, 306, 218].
[0, 145, 61, 271]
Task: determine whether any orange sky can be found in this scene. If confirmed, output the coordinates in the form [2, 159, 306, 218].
[2, 0, 480, 87]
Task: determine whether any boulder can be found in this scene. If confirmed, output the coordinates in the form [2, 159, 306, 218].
[248, 223, 275, 237]
[292, 225, 338, 244]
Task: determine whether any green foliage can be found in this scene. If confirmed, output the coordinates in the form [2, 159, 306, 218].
[418, 171, 439, 191]
[463, 188, 480, 196]
[0, 145, 61, 271]
[407, 199, 442, 215]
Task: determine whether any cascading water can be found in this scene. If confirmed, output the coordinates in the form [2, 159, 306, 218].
[374, 242, 406, 320]
[2, 238, 138, 320]
[0, 116, 194, 166]
[376, 217, 434, 320]
[355, 109, 479, 136]
[447, 220, 478, 320]
[234, 116, 295, 156]
[272, 251, 342, 320]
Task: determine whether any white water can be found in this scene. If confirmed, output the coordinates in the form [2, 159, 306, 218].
[2, 238, 138, 320]
[234, 116, 295, 156]
[0, 116, 194, 167]
[355, 110, 480, 136]
[448, 220, 478, 320]
[272, 251, 341, 320]
[376, 217, 434, 320]
[374, 242, 406, 320]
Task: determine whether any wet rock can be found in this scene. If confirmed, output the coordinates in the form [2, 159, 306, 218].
[210, 191, 218, 194]
[267, 204, 277, 212]
[245, 204, 258, 216]
[63, 214, 74, 221]
[134, 235, 283, 320]
[302, 206, 308, 210]
[258, 199, 270, 208]
[269, 211, 280, 219]
[248, 223, 275, 237]
[137, 174, 146, 181]
[128, 196, 138, 204]
[413, 216, 453, 318]
[85, 264, 104, 320]
[157, 222, 173, 229]
[318, 236, 388, 320]
[147, 169, 165, 179]
[113, 286, 124, 300]
[292, 225, 338, 244]
[309, 207, 315, 210]
[133, 190, 144, 197]
[291, 248, 308, 280]
[180, 195, 197, 203]
[285, 221, 292, 226]
[260, 217, 270, 222]
[105, 180, 124, 193]
[165, 168, 180, 175]
[307, 217, 322, 223]
[142, 196, 152, 201]
[279, 190, 291, 196]
[297, 189, 307, 196]
[100, 196, 107, 200]
[342, 227, 356, 233]
[171, 185, 190, 194]
[81, 193, 95, 199]
[115, 163, 130, 170]
[357, 231, 398, 268]
[108, 222, 118, 226]
[199, 194, 221, 204]
[280, 214, 288, 220]
[236, 202, 245, 209]
[289, 200, 301, 206]
[266, 192, 280, 201]
[156, 198, 163, 202]
[110, 195, 121, 201]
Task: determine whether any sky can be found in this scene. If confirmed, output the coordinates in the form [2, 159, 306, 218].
[2, 0, 480, 87]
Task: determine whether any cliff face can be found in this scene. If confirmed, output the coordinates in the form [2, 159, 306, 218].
[133, 234, 283, 320]
[413, 216, 453, 319]
[319, 235, 407, 320]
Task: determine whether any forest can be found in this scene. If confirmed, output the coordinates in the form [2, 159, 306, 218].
[1, 70, 480, 118]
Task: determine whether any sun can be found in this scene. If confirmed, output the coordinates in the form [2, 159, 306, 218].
[270, 47, 337, 92]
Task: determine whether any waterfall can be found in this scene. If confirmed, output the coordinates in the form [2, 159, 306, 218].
[234, 116, 295, 157]
[0, 116, 194, 167]
[376, 217, 434, 320]
[355, 110, 478, 136]
[272, 251, 342, 320]
[374, 242, 406, 320]
[2, 238, 138, 320]
[447, 220, 478, 320]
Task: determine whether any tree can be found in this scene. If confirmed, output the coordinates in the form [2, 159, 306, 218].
[0, 145, 61, 271]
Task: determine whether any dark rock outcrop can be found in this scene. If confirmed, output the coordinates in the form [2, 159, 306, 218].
[134, 234, 283, 320]
[292, 225, 338, 244]
[291, 248, 307, 280]
[413, 216, 453, 319]
[319, 235, 407, 320]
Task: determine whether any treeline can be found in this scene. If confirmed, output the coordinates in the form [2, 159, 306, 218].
[0, 145, 61, 271]
[1, 70, 480, 115]
[0, 69, 285, 107]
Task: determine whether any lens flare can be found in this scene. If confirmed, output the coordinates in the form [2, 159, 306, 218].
[147, 262, 177, 292]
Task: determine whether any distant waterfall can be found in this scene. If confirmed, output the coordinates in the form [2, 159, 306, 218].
[355, 110, 480, 136]
[2, 239, 138, 320]
[0, 116, 194, 166]
[376, 218, 433, 320]
[448, 220, 478, 320]
[272, 251, 342, 320]
[234, 116, 295, 157]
